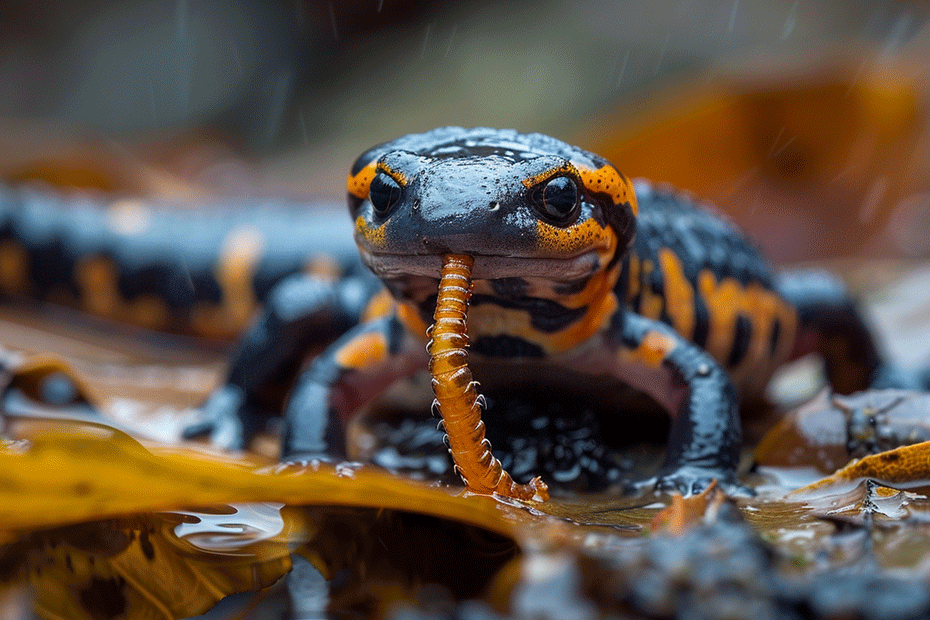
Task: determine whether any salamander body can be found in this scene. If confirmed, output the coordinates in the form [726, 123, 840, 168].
[0, 127, 897, 491]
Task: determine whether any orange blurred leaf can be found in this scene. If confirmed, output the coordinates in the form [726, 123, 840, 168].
[792, 440, 930, 495]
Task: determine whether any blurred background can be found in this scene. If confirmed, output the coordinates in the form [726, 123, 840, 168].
[0, 0, 928, 262]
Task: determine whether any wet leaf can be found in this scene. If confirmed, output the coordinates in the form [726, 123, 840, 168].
[0, 426, 536, 619]
[756, 389, 930, 476]
[3, 512, 292, 620]
[792, 440, 930, 496]
[650, 480, 724, 534]
[0, 425, 524, 541]
[754, 390, 849, 472]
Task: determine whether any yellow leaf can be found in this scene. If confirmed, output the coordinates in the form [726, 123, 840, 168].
[6, 513, 291, 620]
[791, 440, 930, 496]
[0, 424, 520, 539]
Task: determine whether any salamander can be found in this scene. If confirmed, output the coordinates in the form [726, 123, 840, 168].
[0, 186, 374, 339]
[0, 127, 908, 492]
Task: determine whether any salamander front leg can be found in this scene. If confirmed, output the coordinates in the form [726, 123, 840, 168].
[185, 273, 377, 449]
[612, 313, 743, 495]
[281, 313, 427, 461]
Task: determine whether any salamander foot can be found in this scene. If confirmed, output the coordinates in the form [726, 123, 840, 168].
[646, 466, 753, 498]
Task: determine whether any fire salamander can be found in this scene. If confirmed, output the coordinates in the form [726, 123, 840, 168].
[0, 127, 911, 493]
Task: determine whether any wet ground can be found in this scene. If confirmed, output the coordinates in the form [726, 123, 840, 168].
[2, 258, 930, 620]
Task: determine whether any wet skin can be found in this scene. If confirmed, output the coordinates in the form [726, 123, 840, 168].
[0, 127, 900, 493]
[200, 127, 901, 493]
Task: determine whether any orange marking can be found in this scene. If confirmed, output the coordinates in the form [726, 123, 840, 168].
[658, 248, 695, 340]
[486, 260, 621, 328]
[738, 283, 776, 376]
[335, 331, 388, 370]
[773, 297, 799, 371]
[397, 302, 431, 341]
[555, 289, 619, 351]
[347, 161, 407, 200]
[637, 260, 665, 321]
[375, 162, 408, 186]
[216, 225, 263, 332]
[361, 289, 394, 322]
[628, 330, 678, 368]
[698, 270, 740, 364]
[468, 289, 618, 355]
[535, 218, 616, 258]
[697, 269, 798, 387]
[346, 161, 377, 199]
[626, 255, 641, 301]
[355, 216, 387, 248]
[522, 163, 637, 217]
[521, 163, 577, 190]
[0, 241, 29, 294]
[558, 263, 623, 311]
[74, 255, 174, 332]
[576, 164, 638, 216]
[75, 256, 121, 319]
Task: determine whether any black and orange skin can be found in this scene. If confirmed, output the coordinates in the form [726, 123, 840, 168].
[243, 126, 898, 493]
[0, 186, 373, 338]
[0, 127, 903, 492]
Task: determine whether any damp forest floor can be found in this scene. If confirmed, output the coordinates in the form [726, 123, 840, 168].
[2, 260, 930, 620]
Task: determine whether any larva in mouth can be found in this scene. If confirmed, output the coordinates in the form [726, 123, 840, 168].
[427, 253, 549, 501]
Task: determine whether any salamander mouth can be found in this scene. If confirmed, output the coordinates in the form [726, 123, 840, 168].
[359, 249, 602, 281]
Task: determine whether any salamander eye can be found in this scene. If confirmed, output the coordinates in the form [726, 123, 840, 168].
[369, 172, 403, 216]
[535, 176, 580, 224]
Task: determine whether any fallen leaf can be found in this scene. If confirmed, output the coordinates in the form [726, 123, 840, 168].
[0, 424, 523, 540]
[791, 440, 930, 496]
[650, 480, 723, 534]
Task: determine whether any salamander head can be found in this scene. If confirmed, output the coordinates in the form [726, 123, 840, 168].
[347, 127, 637, 284]
[347, 128, 636, 353]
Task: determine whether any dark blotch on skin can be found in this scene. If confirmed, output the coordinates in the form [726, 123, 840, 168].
[693, 294, 710, 349]
[470, 294, 587, 334]
[472, 335, 545, 358]
[728, 315, 753, 367]
[490, 277, 528, 298]
[769, 319, 781, 357]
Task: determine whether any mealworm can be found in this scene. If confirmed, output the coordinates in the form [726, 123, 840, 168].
[427, 253, 549, 501]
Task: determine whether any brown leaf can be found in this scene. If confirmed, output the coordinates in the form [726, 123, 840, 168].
[7, 513, 291, 620]
[650, 480, 723, 534]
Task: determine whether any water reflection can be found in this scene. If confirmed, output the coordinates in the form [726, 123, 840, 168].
[173, 503, 288, 555]
[0, 506, 294, 620]
[0, 502, 524, 620]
